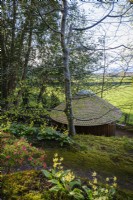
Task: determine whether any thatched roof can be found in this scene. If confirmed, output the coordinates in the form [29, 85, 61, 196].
[50, 90, 122, 126]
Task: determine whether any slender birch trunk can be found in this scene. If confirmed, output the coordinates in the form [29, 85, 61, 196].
[61, 0, 76, 136]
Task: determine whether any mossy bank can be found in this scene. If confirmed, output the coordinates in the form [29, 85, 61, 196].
[45, 135, 133, 199]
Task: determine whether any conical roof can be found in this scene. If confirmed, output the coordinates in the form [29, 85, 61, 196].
[50, 90, 122, 126]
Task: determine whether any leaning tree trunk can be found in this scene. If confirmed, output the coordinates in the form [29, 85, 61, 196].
[61, 0, 76, 136]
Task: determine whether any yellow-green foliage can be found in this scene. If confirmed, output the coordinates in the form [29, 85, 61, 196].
[1, 170, 46, 200]
[22, 191, 43, 200]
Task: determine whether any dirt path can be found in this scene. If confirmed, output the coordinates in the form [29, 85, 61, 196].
[115, 127, 133, 137]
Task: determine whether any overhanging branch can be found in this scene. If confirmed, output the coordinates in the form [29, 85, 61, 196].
[72, 2, 115, 31]
[72, 3, 133, 31]
[81, 44, 133, 51]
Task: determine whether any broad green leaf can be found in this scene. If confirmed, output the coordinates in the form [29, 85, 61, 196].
[69, 189, 84, 200]
[48, 179, 60, 185]
[49, 185, 64, 192]
[42, 170, 52, 179]
[69, 180, 82, 189]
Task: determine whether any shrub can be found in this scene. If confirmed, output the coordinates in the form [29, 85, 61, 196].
[4, 123, 73, 146]
[1, 133, 46, 174]
[37, 127, 73, 146]
[4, 123, 38, 142]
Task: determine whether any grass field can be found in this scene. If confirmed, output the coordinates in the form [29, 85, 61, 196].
[103, 85, 133, 125]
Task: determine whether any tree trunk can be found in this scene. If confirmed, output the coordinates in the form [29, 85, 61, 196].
[37, 84, 46, 103]
[15, 3, 34, 106]
[61, 0, 76, 136]
[21, 21, 33, 81]
[0, 27, 9, 107]
[101, 36, 106, 98]
[8, 0, 17, 94]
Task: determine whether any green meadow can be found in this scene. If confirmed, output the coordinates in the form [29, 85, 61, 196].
[103, 84, 133, 125]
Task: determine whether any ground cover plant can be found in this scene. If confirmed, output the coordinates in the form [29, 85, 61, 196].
[42, 153, 117, 200]
[1, 122, 73, 146]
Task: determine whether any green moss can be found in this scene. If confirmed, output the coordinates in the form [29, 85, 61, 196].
[116, 189, 133, 200]
[22, 191, 43, 200]
[1, 170, 46, 200]
[46, 135, 133, 173]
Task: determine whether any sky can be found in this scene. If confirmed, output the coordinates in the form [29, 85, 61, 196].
[76, 0, 133, 73]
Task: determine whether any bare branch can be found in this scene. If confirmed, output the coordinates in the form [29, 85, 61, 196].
[108, 5, 133, 17]
[72, 3, 133, 31]
[81, 44, 133, 51]
[37, 9, 61, 34]
[72, 2, 115, 31]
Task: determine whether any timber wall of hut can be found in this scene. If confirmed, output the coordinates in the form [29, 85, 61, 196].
[75, 123, 116, 136]
[51, 120, 116, 136]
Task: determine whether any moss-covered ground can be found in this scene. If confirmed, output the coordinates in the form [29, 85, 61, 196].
[44, 135, 133, 199]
